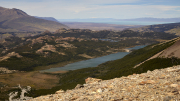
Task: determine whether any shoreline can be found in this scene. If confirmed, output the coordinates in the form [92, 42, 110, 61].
[37, 44, 147, 74]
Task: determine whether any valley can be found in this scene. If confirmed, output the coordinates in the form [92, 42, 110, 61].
[0, 27, 178, 100]
[0, 28, 179, 100]
[0, 6, 180, 101]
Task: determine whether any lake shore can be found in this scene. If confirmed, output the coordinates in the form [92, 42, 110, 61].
[35, 47, 130, 71]
[41, 45, 147, 73]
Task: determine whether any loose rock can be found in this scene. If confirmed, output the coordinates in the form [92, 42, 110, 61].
[28, 65, 180, 101]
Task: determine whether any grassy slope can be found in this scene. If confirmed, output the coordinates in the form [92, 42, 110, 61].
[165, 27, 180, 36]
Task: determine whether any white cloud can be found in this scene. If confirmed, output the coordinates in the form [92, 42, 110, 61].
[0, 0, 180, 19]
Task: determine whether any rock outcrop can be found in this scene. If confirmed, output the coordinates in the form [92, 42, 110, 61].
[0, 67, 18, 74]
[9, 84, 32, 101]
[29, 65, 180, 101]
[0, 52, 22, 62]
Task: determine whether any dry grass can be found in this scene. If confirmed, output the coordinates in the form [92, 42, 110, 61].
[0, 71, 59, 89]
[155, 39, 168, 42]
[50, 71, 68, 74]
[78, 54, 94, 59]
[165, 27, 180, 36]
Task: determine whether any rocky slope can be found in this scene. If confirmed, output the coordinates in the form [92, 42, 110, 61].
[0, 7, 68, 32]
[28, 65, 180, 101]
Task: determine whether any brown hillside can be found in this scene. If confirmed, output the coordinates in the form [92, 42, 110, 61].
[0, 7, 68, 32]
[129, 22, 180, 36]
[159, 38, 180, 58]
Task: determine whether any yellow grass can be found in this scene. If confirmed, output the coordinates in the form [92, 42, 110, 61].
[0, 71, 59, 89]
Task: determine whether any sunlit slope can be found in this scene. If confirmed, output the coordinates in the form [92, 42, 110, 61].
[0, 7, 68, 32]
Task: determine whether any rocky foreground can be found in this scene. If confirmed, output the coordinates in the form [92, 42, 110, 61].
[28, 65, 180, 101]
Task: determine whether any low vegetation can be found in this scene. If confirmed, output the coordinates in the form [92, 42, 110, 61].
[1, 29, 169, 71]
[0, 29, 178, 100]
[0, 72, 59, 100]
[26, 38, 180, 97]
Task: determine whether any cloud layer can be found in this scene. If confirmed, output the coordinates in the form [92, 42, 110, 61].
[0, 0, 180, 19]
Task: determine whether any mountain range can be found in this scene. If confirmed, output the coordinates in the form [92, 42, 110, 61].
[58, 17, 180, 23]
[0, 7, 68, 32]
[119, 17, 180, 22]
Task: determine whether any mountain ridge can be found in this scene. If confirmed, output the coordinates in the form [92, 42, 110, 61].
[0, 7, 68, 32]
[34, 16, 59, 22]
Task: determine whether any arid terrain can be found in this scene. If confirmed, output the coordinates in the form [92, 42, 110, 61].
[0, 71, 59, 89]
[62, 22, 143, 31]
[0, 6, 180, 101]
[29, 65, 180, 101]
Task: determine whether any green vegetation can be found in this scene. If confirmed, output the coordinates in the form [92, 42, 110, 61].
[0, 35, 156, 71]
[0, 52, 86, 71]
[0, 27, 179, 99]
[27, 39, 180, 97]
[134, 57, 180, 73]
[54, 29, 177, 40]
[0, 88, 21, 101]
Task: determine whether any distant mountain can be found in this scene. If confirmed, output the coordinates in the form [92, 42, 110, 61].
[0, 7, 68, 32]
[34, 16, 59, 22]
[61, 22, 143, 31]
[119, 17, 180, 22]
[130, 22, 180, 36]
[59, 17, 180, 23]
[58, 18, 114, 22]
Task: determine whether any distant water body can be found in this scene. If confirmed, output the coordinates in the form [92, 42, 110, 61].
[61, 20, 174, 25]
[81, 21, 174, 25]
[41, 45, 146, 72]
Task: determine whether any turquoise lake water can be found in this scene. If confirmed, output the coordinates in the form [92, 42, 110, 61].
[41, 45, 146, 72]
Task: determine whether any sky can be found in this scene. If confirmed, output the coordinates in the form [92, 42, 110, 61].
[0, 0, 180, 19]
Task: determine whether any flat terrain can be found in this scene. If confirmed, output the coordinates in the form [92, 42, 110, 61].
[0, 72, 59, 89]
[62, 22, 143, 31]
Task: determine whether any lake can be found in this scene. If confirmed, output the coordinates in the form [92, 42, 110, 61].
[85, 21, 174, 25]
[59, 20, 174, 25]
[41, 45, 146, 72]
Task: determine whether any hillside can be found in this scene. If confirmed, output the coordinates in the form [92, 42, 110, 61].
[14, 36, 178, 98]
[0, 7, 68, 32]
[0, 29, 179, 100]
[158, 39, 180, 58]
[28, 65, 180, 101]
[130, 22, 180, 36]
[0, 29, 166, 71]
[34, 16, 59, 22]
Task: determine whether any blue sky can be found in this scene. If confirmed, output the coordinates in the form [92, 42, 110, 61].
[0, 0, 180, 19]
